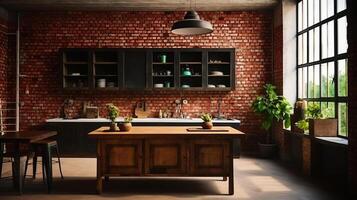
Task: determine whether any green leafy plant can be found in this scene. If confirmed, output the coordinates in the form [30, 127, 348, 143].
[306, 103, 323, 119]
[200, 113, 212, 122]
[251, 84, 292, 143]
[106, 103, 119, 123]
[296, 119, 309, 131]
[124, 116, 133, 123]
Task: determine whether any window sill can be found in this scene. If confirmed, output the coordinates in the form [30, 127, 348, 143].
[314, 137, 348, 146]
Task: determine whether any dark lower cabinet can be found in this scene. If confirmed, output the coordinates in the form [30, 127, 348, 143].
[46, 121, 241, 157]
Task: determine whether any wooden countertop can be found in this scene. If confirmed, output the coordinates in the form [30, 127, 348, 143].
[88, 126, 244, 138]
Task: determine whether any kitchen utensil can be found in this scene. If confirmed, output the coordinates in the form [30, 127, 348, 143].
[134, 101, 150, 118]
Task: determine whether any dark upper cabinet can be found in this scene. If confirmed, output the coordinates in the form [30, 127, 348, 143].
[124, 51, 147, 89]
[60, 48, 235, 91]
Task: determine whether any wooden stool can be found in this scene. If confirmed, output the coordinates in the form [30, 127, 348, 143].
[24, 138, 64, 181]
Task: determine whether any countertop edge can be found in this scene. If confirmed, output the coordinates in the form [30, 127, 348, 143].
[46, 118, 241, 124]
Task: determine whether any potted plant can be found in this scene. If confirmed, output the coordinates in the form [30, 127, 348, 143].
[201, 113, 213, 129]
[106, 103, 119, 131]
[251, 84, 292, 158]
[119, 116, 133, 132]
[296, 103, 337, 137]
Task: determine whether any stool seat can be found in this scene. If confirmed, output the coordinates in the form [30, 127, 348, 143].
[33, 139, 57, 146]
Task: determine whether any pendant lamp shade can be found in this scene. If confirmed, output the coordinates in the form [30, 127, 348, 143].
[171, 11, 213, 36]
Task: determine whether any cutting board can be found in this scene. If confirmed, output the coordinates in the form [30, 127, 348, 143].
[135, 101, 150, 118]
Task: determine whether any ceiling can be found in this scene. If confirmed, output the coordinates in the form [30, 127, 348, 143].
[0, 0, 278, 11]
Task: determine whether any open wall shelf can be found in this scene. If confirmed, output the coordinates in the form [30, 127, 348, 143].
[61, 48, 235, 91]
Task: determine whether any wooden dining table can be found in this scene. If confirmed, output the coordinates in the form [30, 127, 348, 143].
[0, 130, 57, 194]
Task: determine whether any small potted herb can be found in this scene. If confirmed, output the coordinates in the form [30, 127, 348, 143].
[201, 113, 213, 129]
[106, 103, 119, 131]
[119, 116, 133, 132]
[296, 103, 337, 137]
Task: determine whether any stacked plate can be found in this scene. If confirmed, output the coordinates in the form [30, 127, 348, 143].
[154, 83, 164, 88]
[210, 71, 224, 76]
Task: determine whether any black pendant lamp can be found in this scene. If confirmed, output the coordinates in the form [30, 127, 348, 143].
[171, 10, 213, 36]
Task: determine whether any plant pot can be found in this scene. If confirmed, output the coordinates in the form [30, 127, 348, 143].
[308, 118, 337, 137]
[202, 121, 213, 129]
[109, 123, 118, 131]
[119, 122, 132, 132]
[258, 143, 277, 158]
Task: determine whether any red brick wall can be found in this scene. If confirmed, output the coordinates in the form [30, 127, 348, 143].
[6, 11, 273, 151]
[0, 17, 7, 102]
[347, 0, 357, 193]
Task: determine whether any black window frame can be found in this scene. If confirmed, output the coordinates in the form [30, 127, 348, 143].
[296, 0, 348, 138]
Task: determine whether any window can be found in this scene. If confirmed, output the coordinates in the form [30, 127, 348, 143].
[297, 0, 348, 137]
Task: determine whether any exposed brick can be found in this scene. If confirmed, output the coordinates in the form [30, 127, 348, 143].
[2, 11, 273, 152]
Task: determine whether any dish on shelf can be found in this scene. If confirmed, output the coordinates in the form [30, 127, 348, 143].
[210, 71, 224, 76]
[71, 73, 81, 76]
[97, 79, 106, 88]
[181, 84, 190, 88]
[154, 83, 164, 88]
[208, 84, 216, 88]
[217, 84, 226, 88]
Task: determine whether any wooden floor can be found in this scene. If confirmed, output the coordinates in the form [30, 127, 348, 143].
[0, 157, 346, 199]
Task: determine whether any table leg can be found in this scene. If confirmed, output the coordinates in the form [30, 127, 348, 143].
[228, 141, 234, 195]
[43, 144, 53, 193]
[96, 141, 103, 194]
[0, 142, 4, 178]
[13, 142, 26, 195]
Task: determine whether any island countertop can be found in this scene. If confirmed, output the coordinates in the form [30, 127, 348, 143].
[46, 117, 241, 124]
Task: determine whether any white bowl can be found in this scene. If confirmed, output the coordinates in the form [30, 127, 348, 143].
[154, 83, 164, 88]
[210, 71, 224, 76]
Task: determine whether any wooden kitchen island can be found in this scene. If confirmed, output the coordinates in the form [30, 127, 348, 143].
[88, 126, 245, 195]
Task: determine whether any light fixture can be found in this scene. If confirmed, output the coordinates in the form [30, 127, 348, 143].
[171, 9, 213, 36]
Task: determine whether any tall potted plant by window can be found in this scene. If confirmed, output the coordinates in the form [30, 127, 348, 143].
[251, 84, 292, 158]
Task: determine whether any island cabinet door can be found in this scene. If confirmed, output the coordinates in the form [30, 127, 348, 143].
[144, 139, 187, 175]
[102, 140, 143, 175]
[189, 139, 230, 176]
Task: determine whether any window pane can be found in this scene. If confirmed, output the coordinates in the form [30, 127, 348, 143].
[314, 27, 320, 61]
[321, 63, 328, 97]
[298, 35, 303, 65]
[308, 0, 314, 27]
[338, 103, 348, 137]
[327, 0, 334, 17]
[321, 23, 328, 59]
[338, 59, 348, 96]
[303, 67, 308, 98]
[321, 101, 335, 118]
[298, 68, 303, 98]
[338, 16, 348, 54]
[303, 33, 308, 63]
[298, 1, 303, 31]
[303, 0, 308, 29]
[327, 21, 335, 58]
[337, 0, 347, 13]
[328, 62, 335, 97]
[308, 66, 314, 98]
[321, 0, 328, 20]
[314, 0, 320, 24]
[314, 65, 320, 98]
[309, 30, 314, 62]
